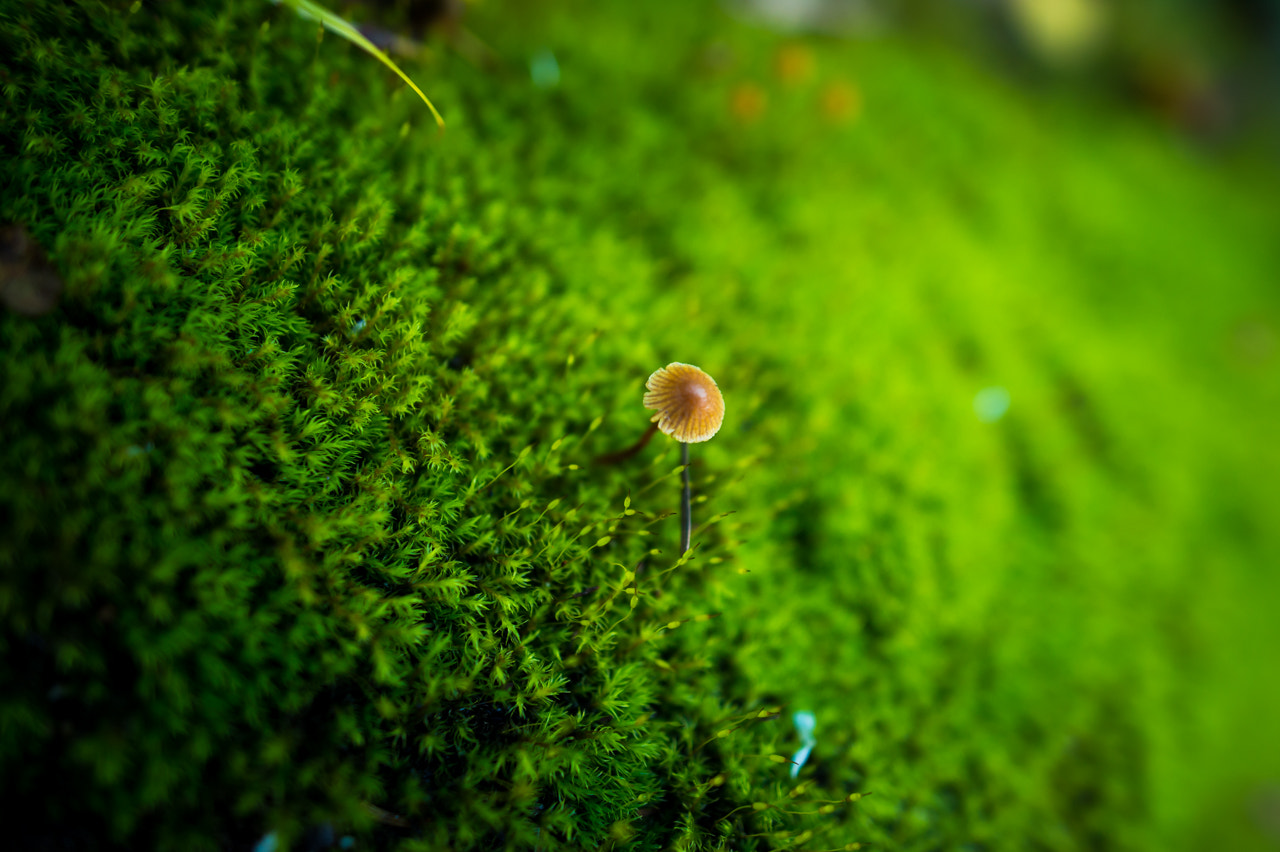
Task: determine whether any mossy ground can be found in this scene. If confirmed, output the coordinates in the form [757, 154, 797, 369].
[2, 1, 1278, 850]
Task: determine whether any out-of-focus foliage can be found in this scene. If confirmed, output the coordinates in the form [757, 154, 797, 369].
[1, 0, 1277, 850]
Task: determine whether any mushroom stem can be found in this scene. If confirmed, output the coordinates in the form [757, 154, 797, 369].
[680, 442, 692, 555]
[594, 421, 659, 466]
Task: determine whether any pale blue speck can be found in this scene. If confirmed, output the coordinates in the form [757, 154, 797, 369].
[531, 50, 560, 88]
[791, 710, 817, 778]
[973, 386, 1011, 423]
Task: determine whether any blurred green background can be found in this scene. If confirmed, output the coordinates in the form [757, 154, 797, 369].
[452, 0, 1280, 845]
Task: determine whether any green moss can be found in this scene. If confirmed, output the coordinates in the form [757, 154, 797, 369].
[2, 0, 1278, 850]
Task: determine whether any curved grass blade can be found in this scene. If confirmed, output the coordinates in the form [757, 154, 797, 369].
[277, 0, 445, 129]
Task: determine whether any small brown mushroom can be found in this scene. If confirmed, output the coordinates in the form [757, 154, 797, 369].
[643, 363, 725, 444]
[594, 362, 726, 556]
[643, 363, 724, 555]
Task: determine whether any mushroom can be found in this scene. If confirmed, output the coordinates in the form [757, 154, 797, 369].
[643, 363, 725, 555]
[642, 363, 725, 445]
[594, 362, 725, 555]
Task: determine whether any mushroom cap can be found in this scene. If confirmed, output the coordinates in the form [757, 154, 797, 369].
[643, 362, 725, 443]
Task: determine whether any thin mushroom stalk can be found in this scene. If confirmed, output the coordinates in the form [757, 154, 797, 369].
[680, 442, 692, 555]
[641, 363, 724, 556]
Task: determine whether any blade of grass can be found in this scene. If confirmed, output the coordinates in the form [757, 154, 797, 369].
[278, 0, 445, 128]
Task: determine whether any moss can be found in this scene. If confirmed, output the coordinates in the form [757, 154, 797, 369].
[2, 0, 1278, 850]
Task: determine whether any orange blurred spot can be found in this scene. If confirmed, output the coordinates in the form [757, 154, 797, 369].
[820, 79, 861, 124]
[774, 43, 815, 85]
[730, 82, 768, 123]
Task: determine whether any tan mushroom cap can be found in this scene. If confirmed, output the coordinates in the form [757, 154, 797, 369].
[643, 362, 725, 443]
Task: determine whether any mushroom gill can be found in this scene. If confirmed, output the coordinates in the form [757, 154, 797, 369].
[643, 363, 725, 444]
